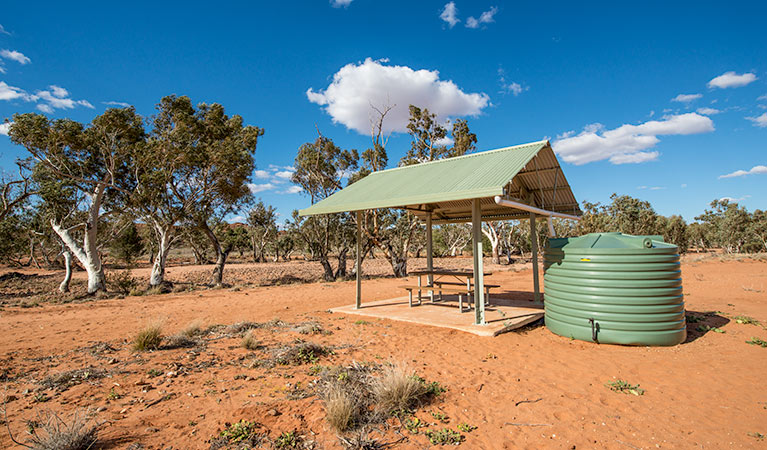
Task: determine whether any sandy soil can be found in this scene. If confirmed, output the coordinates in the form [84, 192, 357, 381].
[0, 257, 766, 449]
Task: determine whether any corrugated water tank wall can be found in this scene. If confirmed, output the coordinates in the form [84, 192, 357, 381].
[543, 232, 686, 346]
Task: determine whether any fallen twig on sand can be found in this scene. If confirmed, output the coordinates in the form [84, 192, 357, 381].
[515, 397, 543, 406]
[504, 422, 551, 427]
[616, 439, 641, 449]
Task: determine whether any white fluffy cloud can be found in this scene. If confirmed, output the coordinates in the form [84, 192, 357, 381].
[281, 186, 303, 194]
[553, 113, 714, 165]
[758, 94, 767, 102]
[307, 58, 489, 135]
[708, 71, 757, 89]
[696, 107, 720, 115]
[0, 81, 33, 101]
[746, 112, 767, 128]
[439, 2, 460, 27]
[671, 93, 701, 103]
[330, 0, 353, 8]
[0, 121, 11, 136]
[466, 6, 498, 28]
[0, 82, 93, 113]
[103, 101, 131, 107]
[719, 165, 767, 179]
[0, 25, 10, 36]
[0, 49, 31, 65]
[248, 183, 276, 194]
[35, 86, 94, 112]
[248, 166, 300, 194]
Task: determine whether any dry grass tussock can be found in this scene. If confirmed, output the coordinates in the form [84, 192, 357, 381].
[21, 409, 99, 450]
[179, 319, 205, 338]
[371, 364, 428, 414]
[132, 319, 164, 351]
[319, 363, 376, 432]
[241, 330, 260, 350]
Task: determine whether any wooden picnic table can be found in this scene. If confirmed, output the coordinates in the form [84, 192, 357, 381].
[403, 269, 496, 311]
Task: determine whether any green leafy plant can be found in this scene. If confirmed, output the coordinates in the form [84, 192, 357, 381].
[431, 411, 449, 423]
[746, 337, 767, 348]
[696, 325, 725, 333]
[354, 320, 370, 325]
[685, 314, 703, 323]
[274, 430, 301, 448]
[748, 432, 765, 441]
[106, 387, 121, 400]
[405, 417, 424, 434]
[734, 315, 760, 325]
[457, 422, 476, 433]
[606, 380, 645, 396]
[424, 428, 464, 445]
[219, 420, 259, 443]
[147, 368, 162, 378]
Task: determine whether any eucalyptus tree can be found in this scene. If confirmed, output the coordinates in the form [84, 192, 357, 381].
[9, 109, 144, 293]
[247, 200, 278, 262]
[291, 134, 358, 281]
[136, 95, 263, 286]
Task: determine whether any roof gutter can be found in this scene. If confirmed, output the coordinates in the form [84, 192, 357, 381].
[494, 195, 580, 238]
[493, 196, 581, 221]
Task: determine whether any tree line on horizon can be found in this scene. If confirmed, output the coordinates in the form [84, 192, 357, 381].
[0, 98, 765, 296]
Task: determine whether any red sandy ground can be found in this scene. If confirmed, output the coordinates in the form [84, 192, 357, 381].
[0, 257, 765, 449]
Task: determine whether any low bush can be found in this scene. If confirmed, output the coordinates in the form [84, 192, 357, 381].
[606, 380, 645, 396]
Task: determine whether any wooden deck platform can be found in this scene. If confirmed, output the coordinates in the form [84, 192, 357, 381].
[330, 294, 544, 337]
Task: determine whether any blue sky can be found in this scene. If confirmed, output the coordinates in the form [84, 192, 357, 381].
[1, 0, 765, 223]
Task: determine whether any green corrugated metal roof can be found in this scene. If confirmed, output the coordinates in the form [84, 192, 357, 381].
[299, 140, 548, 216]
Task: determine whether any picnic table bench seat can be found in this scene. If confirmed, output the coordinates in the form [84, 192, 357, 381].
[397, 283, 497, 313]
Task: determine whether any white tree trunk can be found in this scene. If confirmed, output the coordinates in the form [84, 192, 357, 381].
[51, 183, 107, 294]
[149, 222, 173, 286]
[482, 222, 501, 264]
[59, 249, 72, 293]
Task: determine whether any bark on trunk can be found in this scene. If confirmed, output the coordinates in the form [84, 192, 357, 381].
[59, 249, 72, 293]
[51, 183, 107, 294]
[320, 258, 335, 282]
[149, 223, 173, 287]
[335, 247, 348, 279]
[200, 221, 228, 287]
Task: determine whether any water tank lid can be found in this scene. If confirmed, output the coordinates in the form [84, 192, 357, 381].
[548, 232, 675, 250]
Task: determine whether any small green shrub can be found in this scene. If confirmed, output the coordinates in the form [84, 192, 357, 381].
[274, 430, 302, 448]
[746, 337, 767, 348]
[424, 428, 464, 445]
[275, 342, 328, 365]
[734, 315, 760, 325]
[431, 411, 449, 423]
[606, 380, 645, 396]
[405, 417, 424, 434]
[108, 270, 138, 295]
[457, 422, 476, 433]
[219, 420, 258, 443]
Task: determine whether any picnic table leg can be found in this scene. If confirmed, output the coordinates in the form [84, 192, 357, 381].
[459, 294, 463, 313]
[408, 289, 413, 307]
[417, 275, 422, 303]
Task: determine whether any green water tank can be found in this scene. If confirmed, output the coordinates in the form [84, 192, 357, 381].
[543, 232, 686, 346]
